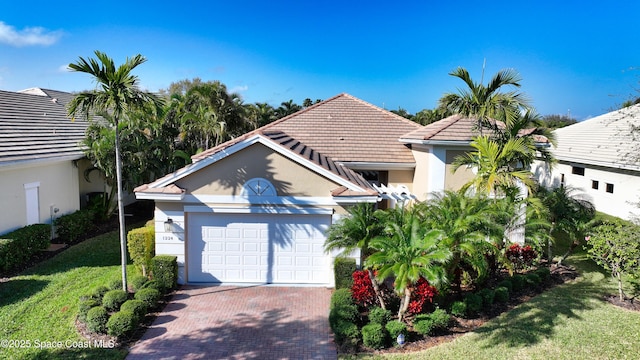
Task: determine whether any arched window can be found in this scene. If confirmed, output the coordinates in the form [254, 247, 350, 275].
[242, 178, 277, 197]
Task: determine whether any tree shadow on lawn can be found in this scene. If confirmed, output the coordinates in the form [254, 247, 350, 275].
[474, 268, 609, 349]
[126, 308, 336, 360]
[0, 278, 49, 307]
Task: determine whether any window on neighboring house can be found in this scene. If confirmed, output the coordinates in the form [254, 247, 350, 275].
[606, 183, 614, 193]
[560, 173, 565, 188]
[572, 166, 585, 176]
[592, 180, 599, 190]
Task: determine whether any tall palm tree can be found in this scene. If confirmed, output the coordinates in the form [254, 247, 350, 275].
[439, 67, 530, 134]
[366, 214, 451, 322]
[68, 51, 163, 291]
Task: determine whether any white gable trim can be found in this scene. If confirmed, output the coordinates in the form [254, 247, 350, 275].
[183, 205, 333, 215]
[145, 134, 367, 192]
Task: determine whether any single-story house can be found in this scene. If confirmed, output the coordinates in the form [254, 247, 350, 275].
[0, 88, 105, 235]
[533, 104, 640, 220]
[135, 93, 535, 286]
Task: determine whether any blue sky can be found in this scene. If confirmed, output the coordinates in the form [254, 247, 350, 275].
[1, 1, 639, 120]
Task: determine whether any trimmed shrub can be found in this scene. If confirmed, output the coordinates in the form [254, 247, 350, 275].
[494, 286, 509, 303]
[102, 289, 128, 312]
[368, 306, 392, 325]
[450, 301, 467, 317]
[414, 308, 450, 335]
[0, 224, 50, 272]
[329, 288, 360, 344]
[89, 286, 110, 302]
[330, 288, 353, 310]
[78, 299, 100, 323]
[525, 273, 541, 286]
[134, 288, 161, 309]
[351, 270, 376, 307]
[107, 310, 136, 337]
[464, 293, 483, 315]
[86, 306, 108, 334]
[130, 274, 149, 292]
[141, 280, 163, 292]
[478, 288, 495, 308]
[332, 320, 360, 344]
[535, 267, 551, 281]
[362, 323, 387, 350]
[413, 317, 435, 336]
[150, 255, 178, 292]
[54, 209, 95, 244]
[127, 226, 155, 277]
[511, 274, 526, 292]
[120, 300, 148, 323]
[429, 308, 451, 330]
[385, 320, 407, 342]
[497, 279, 513, 294]
[108, 277, 124, 291]
[334, 257, 357, 290]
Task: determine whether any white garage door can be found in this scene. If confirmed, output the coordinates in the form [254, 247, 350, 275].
[187, 213, 331, 284]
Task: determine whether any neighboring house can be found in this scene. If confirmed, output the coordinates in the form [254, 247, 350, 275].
[534, 104, 640, 221]
[135, 93, 532, 286]
[0, 88, 104, 235]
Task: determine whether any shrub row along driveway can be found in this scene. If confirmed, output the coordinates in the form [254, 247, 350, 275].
[127, 285, 336, 359]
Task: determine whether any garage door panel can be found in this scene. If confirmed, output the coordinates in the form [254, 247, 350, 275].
[188, 213, 330, 284]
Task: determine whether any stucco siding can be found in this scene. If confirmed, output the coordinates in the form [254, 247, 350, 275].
[411, 145, 431, 201]
[444, 149, 474, 191]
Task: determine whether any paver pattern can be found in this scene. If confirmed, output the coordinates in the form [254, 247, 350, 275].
[126, 285, 337, 360]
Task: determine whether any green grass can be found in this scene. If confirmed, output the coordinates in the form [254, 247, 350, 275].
[0, 230, 134, 359]
[346, 234, 640, 359]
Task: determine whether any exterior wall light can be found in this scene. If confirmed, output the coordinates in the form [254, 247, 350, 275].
[164, 218, 174, 233]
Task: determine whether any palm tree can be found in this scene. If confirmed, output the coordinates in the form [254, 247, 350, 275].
[439, 67, 529, 134]
[418, 191, 506, 289]
[366, 214, 451, 322]
[68, 51, 163, 291]
[324, 203, 387, 308]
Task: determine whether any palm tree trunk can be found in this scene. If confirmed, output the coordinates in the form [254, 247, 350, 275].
[367, 269, 386, 310]
[114, 124, 128, 292]
[398, 287, 412, 322]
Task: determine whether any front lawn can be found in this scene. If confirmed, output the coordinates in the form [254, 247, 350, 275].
[0, 230, 132, 359]
[347, 240, 640, 359]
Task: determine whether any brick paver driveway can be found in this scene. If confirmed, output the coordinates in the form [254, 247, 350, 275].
[126, 285, 337, 360]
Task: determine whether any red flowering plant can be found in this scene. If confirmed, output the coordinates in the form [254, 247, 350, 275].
[351, 270, 376, 307]
[505, 243, 538, 271]
[406, 277, 438, 315]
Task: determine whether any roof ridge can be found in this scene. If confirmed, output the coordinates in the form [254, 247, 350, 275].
[340, 93, 423, 129]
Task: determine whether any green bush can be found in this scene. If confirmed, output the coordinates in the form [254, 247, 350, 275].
[150, 255, 178, 292]
[414, 308, 450, 335]
[108, 277, 124, 291]
[413, 317, 435, 335]
[106, 310, 136, 337]
[134, 288, 161, 309]
[141, 280, 163, 292]
[385, 320, 407, 342]
[130, 274, 149, 292]
[332, 319, 360, 344]
[511, 274, 526, 292]
[102, 289, 128, 312]
[429, 308, 451, 330]
[54, 209, 95, 244]
[330, 288, 353, 309]
[464, 293, 483, 315]
[0, 224, 50, 272]
[478, 288, 495, 307]
[362, 323, 387, 350]
[334, 257, 357, 290]
[89, 286, 110, 302]
[494, 286, 509, 303]
[120, 300, 148, 323]
[86, 306, 108, 334]
[329, 288, 360, 344]
[497, 279, 513, 293]
[368, 306, 392, 325]
[535, 267, 551, 281]
[127, 226, 155, 277]
[525, 273, 541, 286]
[78, 299, 100, 323]
[450, 301, 467, 317]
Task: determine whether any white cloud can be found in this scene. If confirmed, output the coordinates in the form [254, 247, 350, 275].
[58, 64, 71, 72]
[0, 21, 62, 47]
[229, 85, 249, 93]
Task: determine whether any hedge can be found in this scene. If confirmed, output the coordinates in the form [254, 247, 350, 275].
[107, 310, 137, 337]
[334, 257, 357, 289]
[0, 223, 50, 272]
[127, 225, 155, 277]
[150, 255, 178, 292]
[54, 209, 95, 244]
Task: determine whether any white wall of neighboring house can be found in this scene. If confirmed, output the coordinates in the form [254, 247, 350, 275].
[0, 160, 81, 235]
[534, 161, 640, 221]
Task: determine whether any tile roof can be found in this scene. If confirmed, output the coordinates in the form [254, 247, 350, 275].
[551, 104, 640, 171]
[0, 88, 89, 167]
[193, 93, 421, 164]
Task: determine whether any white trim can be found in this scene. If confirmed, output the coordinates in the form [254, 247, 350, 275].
[184, 205, 334, 215]
[182, 194, 337, 206]
[400, 138, 472, 147]
[428, 147, 446, 194]
[333, 196, 379, 204]
[24, 181, 41, 190]
[146, 135, 367, 192]
[338, 161, 416, 170]
[0, 155, 85, 171]
[136, 192, 185, 201]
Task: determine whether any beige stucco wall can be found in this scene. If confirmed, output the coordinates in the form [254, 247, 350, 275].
[0, 160, 81, 235]
[444, 149, 474, 191]
[178, 143, 342, 197]
[388, 169, 414, 191]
